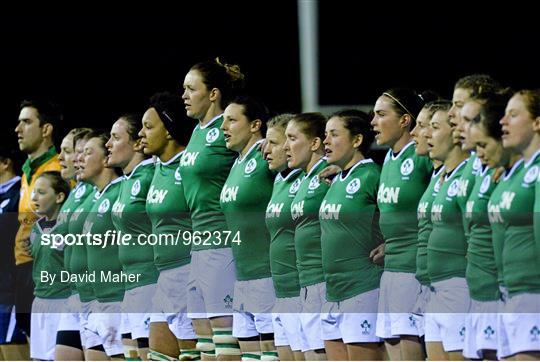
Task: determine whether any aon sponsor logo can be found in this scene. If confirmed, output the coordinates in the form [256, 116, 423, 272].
[457, 179, 469, 197]
[487, 203, 503, 223]
[266, 202, 284, 218]
[499, 191, 515, 210]
[378, 183, 400, 204]
[57, 208, 71, 225]
[112, 201, 125, 217]
[180, 152, 200, 167]
[220, 185, 239, 203]
[431, 204, 443, 222]
[147, 185, 168, 204]
[291, 201, 304, 220]
[465, 200, 474, 219]
[417, 201, 428, 219]
[319, 200, 341, 220]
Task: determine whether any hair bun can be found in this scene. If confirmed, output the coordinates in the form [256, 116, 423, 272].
[215, 57, 245, 83]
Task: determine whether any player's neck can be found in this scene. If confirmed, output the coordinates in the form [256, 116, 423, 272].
[443, 146, 468, 175]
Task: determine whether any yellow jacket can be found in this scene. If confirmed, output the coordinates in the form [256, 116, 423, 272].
[15, 148, 61, 265]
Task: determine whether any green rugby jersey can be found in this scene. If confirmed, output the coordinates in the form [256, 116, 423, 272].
[265, 168, 304, 298]
[31, 218, 71, 299]
[291, 158, 329, 287]
[377, 142, 433, 273]
[68, 186, 98, 302]
[465, 166, 500, 301]
[415, 166, 444, 285]
[499, 150, 540, 296]
[487, 159, 524, 287]
[427, 159, 468, 283]
[146, 151, 192, 271]
[456, 153, 483, 237]
[320, 159, 383, 302]
[56, 182, 94, 294]
[220, 140, 275, 281]
[112, 158, 159, 290]
[84, 177, 124, 302]
[179, 115, 237, 251]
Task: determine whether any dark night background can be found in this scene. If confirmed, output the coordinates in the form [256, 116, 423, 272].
[1, 3, 538, 156]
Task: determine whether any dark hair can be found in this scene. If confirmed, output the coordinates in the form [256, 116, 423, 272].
[290, 112, 326, 141]
[190, 57, 245, 110]
[454, 74, 501, 98]
[267, 113, 295, 132]
[117, 114, 141, 141]
[515, 89, 540, 119]
[0, 143, 23, 172]
[330, 109, 374, 154]
[425, 99, 452, 115]
[149, 91, 191, 146]
[37, 171, 71, 202]
[471, 91, 513, 139]
[85, 130, 110, 155]
[69, 128, 93, 148]
[19, 99, 63, 146]
[229, 96, 270, 135]
[381, 88, 437, 128]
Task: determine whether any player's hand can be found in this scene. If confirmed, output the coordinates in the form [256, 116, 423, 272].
[22, 238, 32, 256]
[369, 244, 385, 265]
[318, 165, 341, 185]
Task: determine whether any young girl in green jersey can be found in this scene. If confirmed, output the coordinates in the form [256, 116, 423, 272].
[463, 91, 514, 360]
[181, 58, 245, 359]
[78, 132, 124, 360]
[371, 88, 433, 360]
[263, 113, 305, 361]
[284, 112, 328, 361]
[106, 114, 158, 360]
[139, 92, 199, 361]
[29, 171, 70, 360]
[220, 96, 277, 361]
[320, 109, 383, 361]
[424, 102, 471, 360]
[496, 89, 540, 359]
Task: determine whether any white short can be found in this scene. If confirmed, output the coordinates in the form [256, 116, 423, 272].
[272, 296, 303, 351]
[299, 282, 326, 352]
[57, 293, 82, 332]
[83, 301, 123, 356]
[187, 248, 236, 319]
[376, 271, 421, 338]
[498, 293, 540, 358]
[121, 283, 157, 339]
[150, 265, 196, 340]
[77, 298, 95, 348]
[424, 277, 471, 352]
[463, 299, 499, 359]
[411, 284, 432, 337]
[232, 277, 275, 338]
[321, 288, 380, 344]
[30, 297, 68, 360]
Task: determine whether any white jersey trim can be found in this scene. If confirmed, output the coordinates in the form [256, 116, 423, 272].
[390, 141, 416, 161]
[124, 158, 154, 180]
[338, 158, 374, 181]
[444, 159, 468, 181]
[199, 114, 223, 130]
[237, 139, 265, 164]
[159, 150, 184, 166]
[503, 158, 524, 181]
